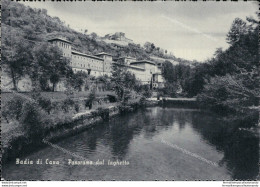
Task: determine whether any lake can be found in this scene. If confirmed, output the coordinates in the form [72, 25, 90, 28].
[2, 107, 259, 180]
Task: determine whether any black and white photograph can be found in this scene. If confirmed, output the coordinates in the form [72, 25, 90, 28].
[1, 0, 259, 185]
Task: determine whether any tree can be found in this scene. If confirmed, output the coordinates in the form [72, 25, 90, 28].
[69, 71, 88, 92]
[90, 32, 98, 40]
[111, 64, 128, 101]
[161, 60, 176, 83]
[88, 88, 96, 110]
[197, 15, 259, 118]
[2, 31, 33, 91]
[197, 73, 259, 115]
[32, 43, 72, 91]
[151, 43, 155, 51]
[111, 63, 143, 101]
[226, 18, 247, 45]
[144, 42, 152, 53]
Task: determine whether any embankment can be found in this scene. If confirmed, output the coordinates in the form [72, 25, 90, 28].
[1, 99, 147, 164]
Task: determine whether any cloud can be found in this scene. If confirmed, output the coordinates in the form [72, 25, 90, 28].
[21, 1, 257, 61]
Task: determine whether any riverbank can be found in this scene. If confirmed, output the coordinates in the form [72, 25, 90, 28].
[3, 106, 259, 180]
[147, 97, 199, 108]
[2, 95, 257, 164]
[1, 97, 147, 163]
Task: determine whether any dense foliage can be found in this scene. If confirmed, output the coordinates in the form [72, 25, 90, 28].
[110, 63, 152, 108]
[197, 16, 259, 116]
[1, 0, 193, 64]
[2, 0, 194, 93]
[161, 15, 259, 121]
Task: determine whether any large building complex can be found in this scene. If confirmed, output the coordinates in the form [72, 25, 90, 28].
[48, 37, 164, 88]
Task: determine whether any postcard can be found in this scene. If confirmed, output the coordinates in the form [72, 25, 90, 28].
[1, 0, 259, 184]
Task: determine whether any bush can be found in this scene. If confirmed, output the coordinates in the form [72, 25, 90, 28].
[61, 98, 75, 113]
[3, 96, 24, 122]
[197, 74, 259, 117]
[37, 96, 52, 114]
[118, 103, 133, 114]
[84, 99, 90, 109]
[139, 96, 147, 107]
[87, 89, 96, 109]
[74, 103, 80, 113]
[142, 85, 152, 98]
[161, 83, 177, 97]
[19, 101, 47, 140]
[50, 101, 60, 112]
[97, 107, 110, 121]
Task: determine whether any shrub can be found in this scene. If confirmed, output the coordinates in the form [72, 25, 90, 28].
[61, 98, 75, 113]
[3, 96, 24, 122]
[118, 103, 133, 114]
[50, 101, 60, 112]
[97, 107, 110, 121]
[19, 101, 47, 140]
[197, 74, 259, 116]
[74, 103, 80, 113]
[90, 110, 99, 117]
[142, 85, 152, 98]
[88, 89, 96, 109]
[84, 99, 90, 109]
[139, 96, 147, 107]
[37, 96, 52, 114]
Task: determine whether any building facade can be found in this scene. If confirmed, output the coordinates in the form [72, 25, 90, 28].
[48, 37, 164, 87]
[104, 32, 133, 43]
[94, 52, 113, 77]
[115, 56, 137, 65]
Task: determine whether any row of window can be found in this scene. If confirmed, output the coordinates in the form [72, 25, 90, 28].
[73, 55, 96, 62]
[71, 62, 102, 70]
[71, 63, 112, 72]
[72, 55, 110, 67]
[58, 41, 70, 49]
[63, 53, 70, 57]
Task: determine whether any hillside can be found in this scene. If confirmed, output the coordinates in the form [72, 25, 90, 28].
[2, 0, 195, 65]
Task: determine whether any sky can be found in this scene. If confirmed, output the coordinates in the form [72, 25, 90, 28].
[22, 1, 258, 61]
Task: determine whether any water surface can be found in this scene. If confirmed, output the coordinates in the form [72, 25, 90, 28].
[3, 107, 259, 180]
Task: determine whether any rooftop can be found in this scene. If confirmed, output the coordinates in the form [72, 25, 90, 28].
[48, 37, 72, 44]
[113, 63, 145, 71]
[130, 60, 156, 65]
[94, 52, 113, 57]
[71, 50, 103, 61]
[116, 56, 136, 60]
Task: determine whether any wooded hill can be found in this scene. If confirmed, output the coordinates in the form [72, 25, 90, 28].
[2, 0, 196, 64]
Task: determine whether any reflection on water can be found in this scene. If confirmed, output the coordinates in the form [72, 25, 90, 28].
[2, 107, 259, 180]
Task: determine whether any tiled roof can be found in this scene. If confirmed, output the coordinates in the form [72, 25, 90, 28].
[130, 60, 155, 65]
[95, 52, 113, 57]
[48, 37, 72, 44]
[71, 50, 103, 61]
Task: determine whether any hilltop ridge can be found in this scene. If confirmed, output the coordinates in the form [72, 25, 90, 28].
[2, 0, 197, 66]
